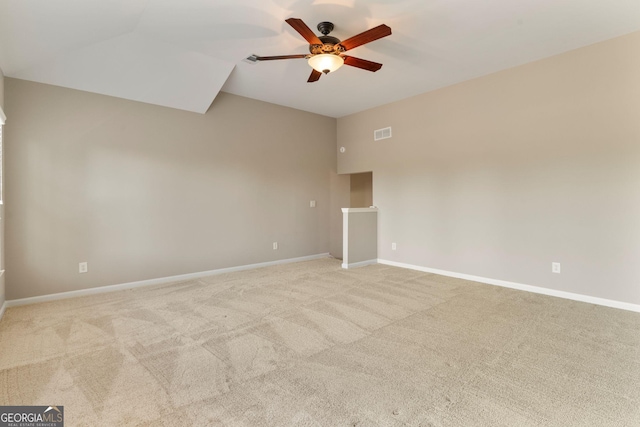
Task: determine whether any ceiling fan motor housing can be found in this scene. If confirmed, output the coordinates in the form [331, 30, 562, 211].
[309, 21, 345, 55]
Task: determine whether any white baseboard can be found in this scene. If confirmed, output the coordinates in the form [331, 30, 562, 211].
[5, 254, 637, 315]
[341, 259, 377, 269]
[378, 259, 640, 313]
[5, 253, 330, 309]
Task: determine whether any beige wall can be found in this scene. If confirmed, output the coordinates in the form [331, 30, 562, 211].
[5, 79, 336, 299]
[0, 67, 4, 109]
[343, 209, 377, 266]
[350, 172, 372, 208]
[338, 31, 640, 305]
[329, 172, 349, 259]
[0, 67, 4, 308]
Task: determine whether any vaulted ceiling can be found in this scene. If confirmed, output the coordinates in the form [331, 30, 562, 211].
[1, 0, 639, 117]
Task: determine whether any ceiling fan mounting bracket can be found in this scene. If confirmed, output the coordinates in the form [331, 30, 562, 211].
[317, 21, 334, 35]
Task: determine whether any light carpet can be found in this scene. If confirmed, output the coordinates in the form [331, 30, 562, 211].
[1, 258, 639, 426]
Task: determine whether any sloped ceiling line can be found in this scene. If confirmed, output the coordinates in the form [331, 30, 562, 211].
[1, 0, 639, 117]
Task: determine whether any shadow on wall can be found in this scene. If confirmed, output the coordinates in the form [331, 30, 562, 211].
[350, 172, 372, 208]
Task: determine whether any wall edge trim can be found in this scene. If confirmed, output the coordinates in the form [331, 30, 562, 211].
[378, 259, 640, 313]
[5, 253, 331, 309]
[341, 259, 377, 269]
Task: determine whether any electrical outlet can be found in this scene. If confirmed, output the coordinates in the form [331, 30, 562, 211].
[273, 242, 278, 250]
[552, 262, 561, 274]
[310, 200, 316, 208]
[79, 262, 88, 273]
[391, 242, 397, 251]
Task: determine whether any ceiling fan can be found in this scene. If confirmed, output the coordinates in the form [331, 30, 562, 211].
[247, 18, 392, 83]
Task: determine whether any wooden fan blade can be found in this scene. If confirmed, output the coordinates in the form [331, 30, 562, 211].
[339, 24, 392, 51]
[285, 18, 322, 45]
[342, 55, 383, 72]
[255, 54, 307, 61]
[308, 69, 322, 83]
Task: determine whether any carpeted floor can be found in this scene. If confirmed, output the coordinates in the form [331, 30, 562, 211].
[1, 258, 639, 426]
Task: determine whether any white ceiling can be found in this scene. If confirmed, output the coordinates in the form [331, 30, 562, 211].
[1, 0, 639, 117]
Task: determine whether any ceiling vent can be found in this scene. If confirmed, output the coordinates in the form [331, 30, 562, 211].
[374, 127, 392, 141]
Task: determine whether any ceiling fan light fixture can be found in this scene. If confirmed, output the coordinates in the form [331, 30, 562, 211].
[253, 19, 390, 82]
[308, 54, 344, 74]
